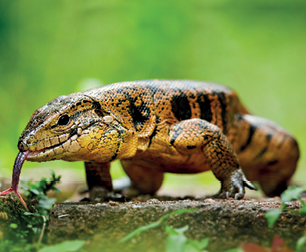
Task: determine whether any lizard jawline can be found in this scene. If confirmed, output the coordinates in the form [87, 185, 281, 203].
[26, 133, 78, 162]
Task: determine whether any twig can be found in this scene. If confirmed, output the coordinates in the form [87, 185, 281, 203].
[38, 215, 47, 244]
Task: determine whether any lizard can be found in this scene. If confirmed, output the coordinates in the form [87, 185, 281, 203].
[0, 80, 300, 210]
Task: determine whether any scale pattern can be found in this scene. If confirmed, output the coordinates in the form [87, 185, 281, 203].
[17, 80, 299, 198]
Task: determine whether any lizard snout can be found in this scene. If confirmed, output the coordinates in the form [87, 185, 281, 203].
[17, 135, 34, 151]
[18, 139, 28, 151]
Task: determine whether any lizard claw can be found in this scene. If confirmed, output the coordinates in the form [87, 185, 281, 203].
[213, 169, 257, 200]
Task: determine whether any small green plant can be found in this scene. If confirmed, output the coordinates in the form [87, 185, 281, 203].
[263, 185, 306, 251]
[14, 170, 62, 243]
[20, 170, 61, 216]
[264, 185, 306, 228]
[296, 232, 306, 252]
[0, 170, 73, 252]
[119, 208, 209, 252]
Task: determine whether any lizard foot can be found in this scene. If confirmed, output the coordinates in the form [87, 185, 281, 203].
[84, 186, 130, 203]
[213, 169, 257, 200]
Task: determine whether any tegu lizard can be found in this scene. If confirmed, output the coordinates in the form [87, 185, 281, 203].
[0, 80, 300, 209]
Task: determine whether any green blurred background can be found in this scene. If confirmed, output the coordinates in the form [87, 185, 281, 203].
[0, 0, 305, 197]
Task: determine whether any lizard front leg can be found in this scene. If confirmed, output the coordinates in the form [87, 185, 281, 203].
[85, 162, 113, 200]
[169, 119, 256, 199]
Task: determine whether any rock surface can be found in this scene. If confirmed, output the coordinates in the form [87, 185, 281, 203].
[48, 197, 306, 252]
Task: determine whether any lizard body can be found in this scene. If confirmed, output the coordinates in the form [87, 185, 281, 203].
[13, 80, 300, 200]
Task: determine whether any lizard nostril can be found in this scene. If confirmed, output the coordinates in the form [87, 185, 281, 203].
[18, 139, 30, 151]
[18, 140, 26, 150]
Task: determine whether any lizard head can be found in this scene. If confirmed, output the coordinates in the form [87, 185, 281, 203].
[18, 93, 133, 163]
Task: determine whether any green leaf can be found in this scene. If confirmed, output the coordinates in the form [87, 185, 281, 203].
[119, 221, 160, 242]
[160, 208, 198, 222]
[296, 233, 306, 252]
[182, 243, 199, 252]
[52, 187, 61, 193]
[21, 214, 41, 225]
[30, 189, 40, 195]
[50, 170, 56, 177]
[265, 208, 282, 228]
[188, 237, 209, 251]
[119, 209, 197, 243]
[24, 212, 41, 217]
[30, 184, 40, 190]
[165, 224, 179, 235]
[20, 180, 30, 191]
[10, 223, 18, 229]
[281, 185, 306, 203]
[188, 237, 209, 250]
[60, 240, 86, 251]
[38, 197, 56, 210]
[38, 240, 85, 252]
[301, 205, 306, 215]
[174, 225, 189, 234]
[166, 234, 187, 252]
[198, 237, 209, 249]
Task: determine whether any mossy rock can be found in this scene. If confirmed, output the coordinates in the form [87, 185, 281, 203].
[48, 198, 306, 252]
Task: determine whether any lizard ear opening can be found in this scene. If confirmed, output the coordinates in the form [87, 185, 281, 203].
[82, 94, 120, 124]
[82, 95, 105, 118]
[94, 108, 104, 117]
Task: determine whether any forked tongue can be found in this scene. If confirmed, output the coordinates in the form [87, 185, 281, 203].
[0, 151, 29, 211]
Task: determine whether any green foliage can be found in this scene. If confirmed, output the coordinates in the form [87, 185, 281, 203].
[119, 221, 161, 243]
[120, 198, 306, 251]
[265, 185, 306, 229]
[0, 240, 39, 252]
[0, 170, 86, 252]
[20, 170, 61, 216]
[0, 170, 61, 250]
[296, 232, 306, 252]
[120, 208, 209, 252]
[119, 208, 198, 242]
[0, 240, 86, 252]
[281, 185, 306, 203]
[38, 240, 85, 252]
[265, 208, 282, 229]
[10, 223, 18, 229]
[119, 208, 197, 242]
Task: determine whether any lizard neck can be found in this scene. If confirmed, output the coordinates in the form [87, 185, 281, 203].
[115, 127, 139, 160]
[83, 83, 157, 154]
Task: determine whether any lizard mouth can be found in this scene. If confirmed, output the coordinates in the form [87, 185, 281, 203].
[1, 128, 84, 210]
[25, 130, 81, 161]
[23, 120, 100, 162]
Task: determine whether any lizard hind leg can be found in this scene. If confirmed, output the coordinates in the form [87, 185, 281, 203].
[120, 160, 164, 196]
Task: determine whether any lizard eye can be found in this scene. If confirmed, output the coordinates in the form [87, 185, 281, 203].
[58, 115, 70, 126]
